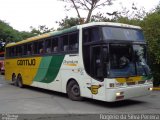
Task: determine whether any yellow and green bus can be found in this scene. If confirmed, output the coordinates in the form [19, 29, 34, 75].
[5, 22, 153, 102]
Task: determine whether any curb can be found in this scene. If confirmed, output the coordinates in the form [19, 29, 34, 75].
[153, 87, 160, 91]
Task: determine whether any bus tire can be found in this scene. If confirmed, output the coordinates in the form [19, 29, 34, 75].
[67, 80, 83, 101]
[12, 74, 17, 86]
[17, 75, 24, 88]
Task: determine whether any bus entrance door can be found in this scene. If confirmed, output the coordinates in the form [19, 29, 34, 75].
[90, 46, 106, 101]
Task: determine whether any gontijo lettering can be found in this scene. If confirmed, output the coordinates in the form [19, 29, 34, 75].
[17, 59, 36, 66]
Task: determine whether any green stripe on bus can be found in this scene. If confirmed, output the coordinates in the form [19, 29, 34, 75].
[33, 56, 52, 82]
[34, 55, 64, 83]
[40, 55, 64, 83]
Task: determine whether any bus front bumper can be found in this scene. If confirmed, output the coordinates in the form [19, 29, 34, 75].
[105, 84, 153, 102]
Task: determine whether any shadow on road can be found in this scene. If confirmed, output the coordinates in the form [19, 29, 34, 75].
[22, 85, 68, 98]
[85, 98, 147, 108]
[21, 85, 147, 108]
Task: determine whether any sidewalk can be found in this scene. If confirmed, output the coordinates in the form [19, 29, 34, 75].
[153, 87, 160, 91]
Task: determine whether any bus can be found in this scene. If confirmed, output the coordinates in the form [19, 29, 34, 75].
[5, 22, 153, 102]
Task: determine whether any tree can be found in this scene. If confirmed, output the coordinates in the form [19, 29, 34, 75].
[0, 20, 22, 42]
[140, 11, 160, 86]
[56, 16, 80, 30]
[19, 31, 35, 40]
[59, 0, 115, 23]
[30, 25, 54, 35]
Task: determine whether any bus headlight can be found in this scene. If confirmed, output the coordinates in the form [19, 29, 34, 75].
[116, 92, 121, 96]
[148, 88, 153, 91]
[116, 92, 124, 96]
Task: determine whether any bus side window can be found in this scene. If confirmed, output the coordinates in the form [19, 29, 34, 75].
[17, 46, 22, 56]
[91, 27, 100, 41]
[23, 44, 27, 56]
[11, 47, 15, 57]
[27, 43, 33, 55]
[61, 35, 69, 52]
[69, 32, 78, 51]
[83, 29, 90, 42]
[7, 47, 12, 58]
[45, 38, 51, 54]
[52, 37, 58, 53]
[83, 27, 100, 43]
[38, 41, 45, 54]
[15, 47, 18, 57]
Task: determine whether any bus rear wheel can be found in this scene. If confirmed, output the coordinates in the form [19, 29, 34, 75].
[12, 74, 17, 86]
[17, 75, 24, 88]
[67, 80, 82, 101]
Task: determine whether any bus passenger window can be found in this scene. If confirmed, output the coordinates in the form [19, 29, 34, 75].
[45, 38, 51, 53]
[52, 37, 58, 53]
[91, 27, 100, 41]
[15, 47, 18, 57]
[61, 35, 69, 52]
[28, 44, 33, 55]
[83, 30, 90, 42]
[11, 47, 15, 57]
[38, 41, 45, 54]
[83, 27, 100, 43]
[17, 46, 22, 56]
[53, 46, 58, 52]
[69, 32, 78, 51]
[64, 45, 69, 51]
[23, 45, 27, 55]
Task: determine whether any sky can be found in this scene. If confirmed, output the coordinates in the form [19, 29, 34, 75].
[0, 0, 159, 31]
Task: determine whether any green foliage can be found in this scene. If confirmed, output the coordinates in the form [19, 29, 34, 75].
[59, 0, 115, 23]
[30, 25, 55, 35]
[142, 13, 160, 64]
[0, 20, 22, 42]
[116, 17, 142, 26]
[140, 11, 160, 86]
[56, 16, 80, 30]
[19, 31, 35, 40]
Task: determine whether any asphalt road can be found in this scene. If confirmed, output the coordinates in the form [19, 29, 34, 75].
[0, 75, 160, 120]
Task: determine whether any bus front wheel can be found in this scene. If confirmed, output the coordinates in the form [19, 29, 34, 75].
[67, 80, 82, 101]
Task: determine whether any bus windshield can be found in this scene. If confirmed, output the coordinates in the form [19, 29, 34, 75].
[102, 27, 144, 41]
[109, 44, 150, 78]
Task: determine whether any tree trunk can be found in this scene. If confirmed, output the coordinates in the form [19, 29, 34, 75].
[70, 0, 81, 19]
[85, 9, 93, 23]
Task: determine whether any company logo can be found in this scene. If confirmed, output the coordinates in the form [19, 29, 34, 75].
[88, 85, 101, 95]
[17, 59, 36, 66]
[63, 60, 78, 66]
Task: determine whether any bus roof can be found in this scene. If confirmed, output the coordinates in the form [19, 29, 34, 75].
[78, 22, 141, 29]
[6, 22, 142, 47]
